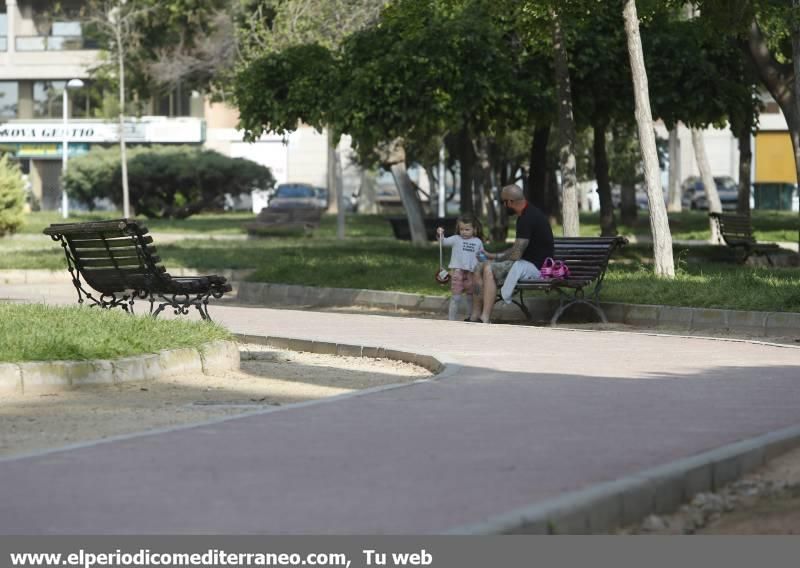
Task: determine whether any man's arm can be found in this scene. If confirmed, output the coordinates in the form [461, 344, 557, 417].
[493, 238, 530, 262]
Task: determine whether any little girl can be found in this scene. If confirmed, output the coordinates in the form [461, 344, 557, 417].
[436, 215, 485, 321]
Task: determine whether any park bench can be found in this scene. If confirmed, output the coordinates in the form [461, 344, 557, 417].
[245, 207, 323, 237]
[501, 236, 628, 325]
[44, 219, 232, 321]
[708, 212, 781, 263]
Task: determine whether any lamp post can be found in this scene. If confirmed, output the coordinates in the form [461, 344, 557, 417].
[61, 78, 84, 219]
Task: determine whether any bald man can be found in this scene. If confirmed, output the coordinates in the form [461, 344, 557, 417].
[468, 184, 554, 323]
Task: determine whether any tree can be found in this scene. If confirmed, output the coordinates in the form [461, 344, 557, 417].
[551, 6, 580, 237]
[232, 0, 388, 241]
[64, 146, 274, 218]
[0, 155, 26, 237]
[76, 0, 230, 218]
[691, 0, 800, 243]
[623, 0, 674, 278]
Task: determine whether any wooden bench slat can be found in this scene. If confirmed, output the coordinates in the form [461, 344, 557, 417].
[70, 236, 154, 249]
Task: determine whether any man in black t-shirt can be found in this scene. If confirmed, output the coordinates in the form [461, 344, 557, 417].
[468, 184, 554, 323]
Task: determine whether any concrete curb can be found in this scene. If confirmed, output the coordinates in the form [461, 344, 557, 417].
[448, 424, 800, 535]
[234, 333, 447, 375]
[0, 340, 240, 395]
[236, 282, 800, 336]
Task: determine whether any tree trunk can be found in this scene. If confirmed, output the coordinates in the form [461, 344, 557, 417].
[623, 0, 674, 278]
[527, 124, 550, 212]
[359, 169, 378, 214]
[379, 138, 427, 246]
[620, 183, 637, 226]
[457, 128, 476, 215]
[335, 144, 345, 236]
[691, 128, 723, 244]
[475, 136, 496, 237]
[593, 119, 617, 236]
[116, 22, 130, 218]
[667, 126, 682, 212]
[546, 166, 562, 225]
[327, 129, 345, 239]
[551, 8, 580, 237]
[737, 119, 752, 215]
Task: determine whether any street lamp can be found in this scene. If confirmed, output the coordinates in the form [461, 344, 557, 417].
[61, 78, 84, 219]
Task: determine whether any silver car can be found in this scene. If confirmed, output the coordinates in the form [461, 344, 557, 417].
[268, 183, 321, 209]
[681, 176, 740, 211]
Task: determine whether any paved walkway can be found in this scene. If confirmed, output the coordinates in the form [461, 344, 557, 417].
[2, 282, 800, 534]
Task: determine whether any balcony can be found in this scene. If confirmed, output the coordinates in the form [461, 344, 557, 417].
[15, 35, 100, 51]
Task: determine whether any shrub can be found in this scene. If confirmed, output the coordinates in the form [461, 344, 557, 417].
[64, 145, 275, 219]
[0, 154, 26, 236]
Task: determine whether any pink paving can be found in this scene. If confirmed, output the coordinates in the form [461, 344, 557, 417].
[1, 283, 800, 533]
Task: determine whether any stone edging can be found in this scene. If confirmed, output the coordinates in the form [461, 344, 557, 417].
[234, 333, 447, 375]
[237, 282, 800, 336]
[448, 424, 800, 535]
[0, 340, 240, 395]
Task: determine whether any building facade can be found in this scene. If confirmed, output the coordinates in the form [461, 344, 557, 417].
[0, 0, 209, 210]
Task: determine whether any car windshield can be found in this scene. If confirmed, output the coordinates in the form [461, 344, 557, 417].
[714, 177, 737, 192]
[275, 185, 315, 198]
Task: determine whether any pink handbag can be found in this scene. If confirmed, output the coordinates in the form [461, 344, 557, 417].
[551, 260, 570, 280]
[539, 257, 555, 278]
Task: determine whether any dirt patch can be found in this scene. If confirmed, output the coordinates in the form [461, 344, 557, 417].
[620, 445, 800, 534]
[0, 345, 432, 458]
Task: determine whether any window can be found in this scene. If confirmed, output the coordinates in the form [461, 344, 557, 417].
[33, 81, 65, 118]
[0, 81, 17, 118]
[155, 85, 193, 117]
[35, 80, 105, 118]
[52, 21, 82, 36]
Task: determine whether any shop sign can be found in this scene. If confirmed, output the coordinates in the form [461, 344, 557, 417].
[0, 119, 203, 144]
[12, 143, 90, 159]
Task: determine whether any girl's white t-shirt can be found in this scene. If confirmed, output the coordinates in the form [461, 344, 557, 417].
[442, 235, 483, 271]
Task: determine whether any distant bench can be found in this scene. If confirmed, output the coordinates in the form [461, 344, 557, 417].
[709, 212, 781, 263]
[501, 236, 628, 324]
[44, 219, 232, 321]
[245, 207, 323, 237]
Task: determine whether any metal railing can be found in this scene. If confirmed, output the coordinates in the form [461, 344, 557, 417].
[15, 35, 99, 51]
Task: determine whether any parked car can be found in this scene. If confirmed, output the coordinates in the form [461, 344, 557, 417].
[681, 176, 740, 211]
[268, 183, 321, 209]
[314, 186, 330, 210]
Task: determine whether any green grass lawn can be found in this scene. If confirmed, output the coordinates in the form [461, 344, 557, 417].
[15, 211, 256, 236]
[0, 303, 231, 362]
[13, 208, 798, 241]
[552, 210, 799, 242]
[3, 210, 800, 313]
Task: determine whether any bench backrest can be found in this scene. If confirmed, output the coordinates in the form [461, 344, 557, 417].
[709, 212, 756, 245]
[552, 236, 627, 284]
[44, 219, 168, 293]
